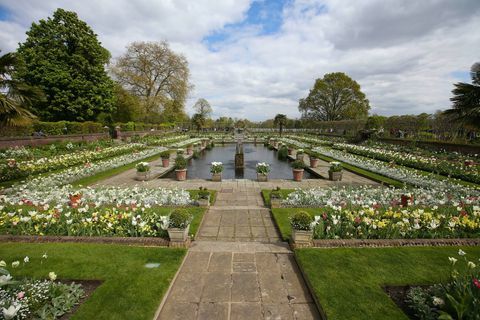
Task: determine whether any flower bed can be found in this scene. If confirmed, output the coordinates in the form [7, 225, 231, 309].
[0, 143, 148, 182]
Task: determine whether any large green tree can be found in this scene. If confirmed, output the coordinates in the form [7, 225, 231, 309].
[15, 8, 115, 121]
[445, 62, 480, 128]
[299, 72, 370, 121]
[0, 52, 42, 126]
[111, 41, 190, 123]
[274, 114, 287, 136]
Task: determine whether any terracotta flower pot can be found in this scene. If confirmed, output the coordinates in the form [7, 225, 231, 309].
[328, 171, 342, 181]
[175, 169, 187, 181]
[211, 173, 222, 182]
[293, 169, 304, 181]
[257, 173, 268, 182]
[162, 158, 170, 167]
[310, 158, 319, 168]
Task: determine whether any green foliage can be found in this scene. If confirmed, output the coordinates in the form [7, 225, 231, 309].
[15, 8, 115, 121]
[278, 145, 288, 160]
[174, 154, 187, 170]
[274, 114, 287, 136]
[191, 113, 206, 131]
[329, 161, 342, 172]
[365, 115, 387, 130]
[168, 209, 192, 229]
[291, 160, 306, 169]
[299, 72, 370, 121]
[112, 84, 143, 122]
[197, 187, 210, 199]
[290, 210, 314, 231]
[160, 150, 171, 159]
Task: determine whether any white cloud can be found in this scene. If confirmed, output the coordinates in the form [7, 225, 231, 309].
[0, 0, 479, 120]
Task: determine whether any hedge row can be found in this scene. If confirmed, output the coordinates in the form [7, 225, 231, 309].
[0, 121, 176, 137]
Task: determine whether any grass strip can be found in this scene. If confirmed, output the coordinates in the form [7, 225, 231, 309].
[296, 246, 480, 320]
[261, 189, 294, 207]
[0, 242, 185, 320]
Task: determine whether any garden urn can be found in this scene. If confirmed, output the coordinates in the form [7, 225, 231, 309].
[257, 173, 268, 182]
[293, 169, 304, 182]
[296, 153, 305, 162]
[212, 173, 222, 182]
[162, 158, 170, 168]
[175, 169, 187, 181]
[197, 197, 210, 207]
[310, 158, 319, 168]
[168, 225, 190, 242]
[136, 171, 150, 181]
[328, 171, 342, 181]
[270, 198, 282, 208]
[292, 229, 313, 245]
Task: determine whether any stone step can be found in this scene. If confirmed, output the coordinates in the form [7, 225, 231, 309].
[189, 240, 291, 253]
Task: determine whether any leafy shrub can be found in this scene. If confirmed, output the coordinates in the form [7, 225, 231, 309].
[193, 150, 200, 159]
[290, 211, 314, 231]
[278, 145, 288, 160]
[135, 162, 150, 172]
[198, 187, 210, 199]
[271, 187, 282, 199]
[329, 161, 342, 172]
[175, 155, 187, 170]
[160, 150, 171, 159]
[168, 209, 192, 229]
[291, 160, 306, 169]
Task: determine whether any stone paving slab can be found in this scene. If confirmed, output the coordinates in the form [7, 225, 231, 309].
[156, 250, 320, 320]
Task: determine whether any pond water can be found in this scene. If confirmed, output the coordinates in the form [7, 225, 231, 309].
[164, 143, 316, 179]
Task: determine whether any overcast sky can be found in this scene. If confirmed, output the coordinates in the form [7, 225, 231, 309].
[0, 0, 479, 120]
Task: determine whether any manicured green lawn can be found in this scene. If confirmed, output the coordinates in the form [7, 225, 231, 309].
[261, 189, 294, 207]
[0, 243, 186, 320]
[296, 246, 480, 320]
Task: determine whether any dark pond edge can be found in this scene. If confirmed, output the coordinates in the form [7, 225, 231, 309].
[312, 238, 480, 248]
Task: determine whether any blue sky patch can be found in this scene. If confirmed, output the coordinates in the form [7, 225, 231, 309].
[450, 70, 471, 82]
[203, 0, 289, 51]
[0, 5, 11, 21]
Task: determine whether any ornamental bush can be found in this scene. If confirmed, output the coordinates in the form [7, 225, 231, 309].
[291, 211, 314, 231]
[160, 150, 171, 159]
[168, 209, 192, 229]
[174, 155, 187, 170]
[291, 160, 306, 169]
[278, 145, 288, 160]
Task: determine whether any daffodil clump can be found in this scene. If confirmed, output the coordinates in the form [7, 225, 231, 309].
[0, 255, 83, 320]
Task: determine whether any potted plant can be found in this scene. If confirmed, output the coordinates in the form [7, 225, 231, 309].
[291, 160, 305, 181]
[290, 211, 316, 245]
[288, 145, 294, 156]
[210, 161, 223, 181]
[270, 187, 282, 208]
[307, 150, 319, 168]
[296, 149, 305, 162]
[160, 150, 171, 167]
[197, 187, 210, 207]
[135, 162, 150, 181]
[256, 162, 270, 182]
[167, 209, 192, 243]
[328, 162, 342, 181]
[174, 155, 187, 181]
[186, 144, 193, 155]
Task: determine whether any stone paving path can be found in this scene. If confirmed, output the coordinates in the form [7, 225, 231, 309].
[156, 185, 321, 320]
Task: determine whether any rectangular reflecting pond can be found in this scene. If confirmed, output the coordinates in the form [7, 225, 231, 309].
[164, 143, 317, 180]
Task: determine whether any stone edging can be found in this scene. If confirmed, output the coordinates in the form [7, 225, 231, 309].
[292, 251, 328, 320]
[312, 238, 480, 248]
[0, 235, 170, 247]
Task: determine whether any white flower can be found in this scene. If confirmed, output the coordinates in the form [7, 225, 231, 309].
[458, 249, 466, 256]
[23, 256, 29, 263]
[432, 297, 444, 306]
[2, 305, 21, 320]
[0, 260, 6, 267]
[448, 257, 457, 265]
[467, 261, 476, 269]
[0, 274, 13, 284]
[11, 261, 19, 268]
[48, 271, 57, 281]
[42, 253, 48, 259]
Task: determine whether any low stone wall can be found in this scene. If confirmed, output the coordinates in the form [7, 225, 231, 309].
[0, 133, 110, 148]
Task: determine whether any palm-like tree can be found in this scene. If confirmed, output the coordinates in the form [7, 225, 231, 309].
[444, 63, 480, 128]
[0, 52, 42, 126]
[274, 114, 287, 137]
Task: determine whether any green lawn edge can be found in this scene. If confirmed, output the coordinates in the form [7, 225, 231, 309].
[261, 189, 294, 207]
[295, 246, 480, 320]
[0, 242, 186, 320]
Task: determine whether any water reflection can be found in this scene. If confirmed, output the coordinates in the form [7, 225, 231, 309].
[165, 143, 316, 179]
